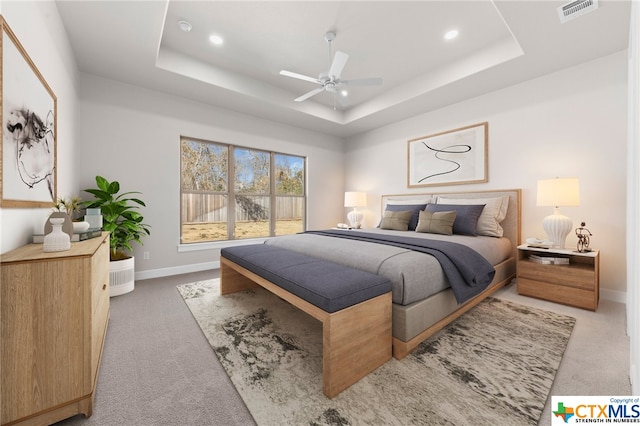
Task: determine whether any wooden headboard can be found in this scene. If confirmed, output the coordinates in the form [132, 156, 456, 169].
[381, 189, 522, 259]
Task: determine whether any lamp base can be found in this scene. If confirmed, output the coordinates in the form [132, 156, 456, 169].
[542, 208, 572, 249]
[347, 208, 363, 229]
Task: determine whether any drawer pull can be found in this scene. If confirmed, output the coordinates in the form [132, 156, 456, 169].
[103, 284, 107, 290]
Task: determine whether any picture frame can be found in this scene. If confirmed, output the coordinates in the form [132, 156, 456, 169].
[1, 16, 57, 208]
[407, 122, 488, 188]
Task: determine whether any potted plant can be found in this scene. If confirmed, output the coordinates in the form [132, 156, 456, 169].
[83, 176, 151, 296]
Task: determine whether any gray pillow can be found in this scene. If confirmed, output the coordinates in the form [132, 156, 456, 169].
[379, 210, 413, 231]
[415, 210, 457, 235]
[426, 203, 485, 236]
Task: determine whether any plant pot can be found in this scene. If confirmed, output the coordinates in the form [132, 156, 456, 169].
[109, 256, 135, 297]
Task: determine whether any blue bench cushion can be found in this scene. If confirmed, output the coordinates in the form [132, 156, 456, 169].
[221, 244, 391, 313]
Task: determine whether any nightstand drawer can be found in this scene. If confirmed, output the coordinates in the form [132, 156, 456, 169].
[517, 261, 595, 290]
[517, 277, 598, 310]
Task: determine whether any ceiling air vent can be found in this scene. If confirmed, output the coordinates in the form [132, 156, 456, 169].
[558, 0, 599, 23]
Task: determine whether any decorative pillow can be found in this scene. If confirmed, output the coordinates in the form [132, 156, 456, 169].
[415, 210, 457, 235]
[379, 210, 413, 231]
[382, 203, 428, 231]
[426, 203, 485, 236]
[437, 196, 510, 237]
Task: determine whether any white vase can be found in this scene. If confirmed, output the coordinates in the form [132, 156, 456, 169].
[43, 218, 71, 252]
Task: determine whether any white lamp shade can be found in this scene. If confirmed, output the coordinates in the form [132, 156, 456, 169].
[344, 191, 366, 207]
[536, 178, 580, 207]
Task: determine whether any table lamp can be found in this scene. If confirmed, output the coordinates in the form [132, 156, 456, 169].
[536, 178, 580, 248]
[344, 191, 366, 229]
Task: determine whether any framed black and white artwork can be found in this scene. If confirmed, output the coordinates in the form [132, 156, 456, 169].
[1, 17, 57, 208]
[407, 122, 488, 188]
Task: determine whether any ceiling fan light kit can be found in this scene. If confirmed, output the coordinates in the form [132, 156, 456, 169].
[279, 31, 383, 104]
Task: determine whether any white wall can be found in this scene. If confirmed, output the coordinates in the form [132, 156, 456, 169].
[77, 74, 345, 277]
[0, 1, 80, 254]
[346, 51, 628, 301]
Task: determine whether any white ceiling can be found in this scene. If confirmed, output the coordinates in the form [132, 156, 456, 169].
[55, 0, 631, 138]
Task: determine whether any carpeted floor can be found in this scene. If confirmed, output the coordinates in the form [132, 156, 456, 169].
[178, 279, 576, 426]
[53, 270, 631, 426]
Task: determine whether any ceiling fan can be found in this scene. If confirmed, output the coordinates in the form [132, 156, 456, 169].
[279, 31, 383, 103]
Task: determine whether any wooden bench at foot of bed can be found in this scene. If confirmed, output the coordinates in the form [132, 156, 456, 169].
[220, 244, 392, 399]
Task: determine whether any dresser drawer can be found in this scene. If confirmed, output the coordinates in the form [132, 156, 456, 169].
[517, 261, 595, 290]
[518, 277, 597, 310]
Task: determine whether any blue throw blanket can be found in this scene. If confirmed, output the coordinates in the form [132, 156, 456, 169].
[304, 230, 495, 304]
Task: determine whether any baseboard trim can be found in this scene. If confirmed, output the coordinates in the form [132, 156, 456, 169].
[135, 261, 220, 281]
[601, 288, 627, 305]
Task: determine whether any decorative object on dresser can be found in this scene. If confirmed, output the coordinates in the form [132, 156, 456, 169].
[407, 122, 488, 188]
[0, 17, 57, 208]
[43, 217, 71, 252]
[84, 207, 104, 229]
[50, 195, 92, 234]
[536, 177, 580, 248]
[517, 244, 599, 310]
[43, 210, 73, 237]
[83, 175, 151, 296]
[575, 221, 593, 252]
[1, 233, 110, 425]
[344, 191, 366, 229]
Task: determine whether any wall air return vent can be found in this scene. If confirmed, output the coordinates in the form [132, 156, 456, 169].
[558, 0, 599, 23]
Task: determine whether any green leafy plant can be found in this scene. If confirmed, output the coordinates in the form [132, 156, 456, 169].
[83, 176, 151, 261]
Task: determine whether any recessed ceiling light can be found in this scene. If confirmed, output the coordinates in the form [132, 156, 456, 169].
[209, 34, 224, 45]
[341, 90, 348, 97]
[178, 20, 192, 33]
[444, 30, 459, 40]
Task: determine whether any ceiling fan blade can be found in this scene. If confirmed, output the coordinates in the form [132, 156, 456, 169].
[328, 51, 348, 79]
[342, 77, 383, 86]
[294, 87, 324, 102]
[279, 70, 322, 85]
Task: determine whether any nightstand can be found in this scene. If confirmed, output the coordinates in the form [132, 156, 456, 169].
[516, 244, 600, 311]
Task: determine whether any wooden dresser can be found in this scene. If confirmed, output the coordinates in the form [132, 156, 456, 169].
[1, 233, 110, 425]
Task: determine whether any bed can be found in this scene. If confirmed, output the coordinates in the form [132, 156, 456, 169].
[264, 189, 521, 359]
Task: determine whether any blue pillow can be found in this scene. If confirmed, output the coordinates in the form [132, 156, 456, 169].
[426, 203, 486, 236]
[384, 204, 427, 231]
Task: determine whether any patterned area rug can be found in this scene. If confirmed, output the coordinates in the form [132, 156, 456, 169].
[178, 279, 575, 426]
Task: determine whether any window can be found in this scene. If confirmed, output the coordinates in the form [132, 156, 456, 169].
[180, 137, 305, 243]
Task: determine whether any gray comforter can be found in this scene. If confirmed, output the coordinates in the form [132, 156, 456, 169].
[304, 230, 495, 303]
[264, 228, 512, 306]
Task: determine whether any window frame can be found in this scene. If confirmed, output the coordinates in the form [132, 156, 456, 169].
[179, 136, 306, 248]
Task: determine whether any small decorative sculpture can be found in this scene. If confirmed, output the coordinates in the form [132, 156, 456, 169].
[575, 221, 592, 253]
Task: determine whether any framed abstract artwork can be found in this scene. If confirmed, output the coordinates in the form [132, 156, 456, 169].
[407, 122, 488, 188]
[1, 17, 57, 208]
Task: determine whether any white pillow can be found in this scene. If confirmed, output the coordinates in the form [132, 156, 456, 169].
[384, 198, 433, 207]
[436, 196, 509, 237]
